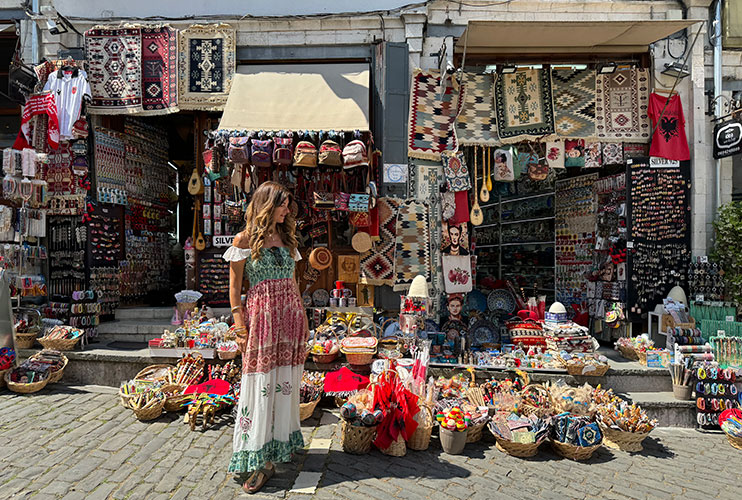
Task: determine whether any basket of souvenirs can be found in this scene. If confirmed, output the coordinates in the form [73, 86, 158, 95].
[340, 325, 378, 366]
[520, 384, 553, 418]
[550, 382, 596, 417]
[340, 390, 379, 454]
[594, 388, 656, 452]
[505, 318, 546, 348]
[161, 384, 191, 412]
[479, 376, 524, 415]
[550, 413, 603, 461]
[216, 341, 239, 360]
[13, 307, 42, 349]
[407, 405, 434, 451]
[720, 409, 742, 450]
[558, 353, 610, 377]
[120, 379, 161, 409]
[130, 390, 166, 421]
[29, 350, 68, 383]
[309, 326, 341, 364]
[488, 412, 551, 457]
[170, 353, 205, 385]
[300, 371, 325, 421]
[5, 355, 53, 394]
[38, 325, 83, 351]
[615, 343, 638, 361]
[135, 364, 177, 383]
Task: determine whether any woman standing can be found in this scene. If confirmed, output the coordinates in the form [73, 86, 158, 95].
[222, 182, 307, 493]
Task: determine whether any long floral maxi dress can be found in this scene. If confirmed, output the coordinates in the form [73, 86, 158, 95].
[222, 245, 307, 474]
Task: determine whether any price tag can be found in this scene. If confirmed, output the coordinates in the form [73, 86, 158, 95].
[701, 256, 709, 264]
[726, 315, 735, 322]
[696, 294, 705, 303]
[626, 241, 634, 249]
[717, 330, 727, 337]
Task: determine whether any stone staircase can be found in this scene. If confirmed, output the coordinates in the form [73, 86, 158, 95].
[96, 307, 175, 344]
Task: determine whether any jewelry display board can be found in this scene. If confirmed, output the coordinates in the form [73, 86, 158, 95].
[626, 158, 691, 319]
[198, 249, 230, 307]
[48, 216, 86, 296]
[555, 173, 598, 323]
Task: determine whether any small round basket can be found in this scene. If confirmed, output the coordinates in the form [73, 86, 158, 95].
[133, 400, 165, 421]
[135, 364, 176, 383]
[726, 433, 742, 450]
[161, 384, 190, 412]
[466, 421, 487, 443]
[300, 398, 320, 421]
[564, 363, 610, 377]
[495, 438, 542, 458]
[217, 350, 239, 361]
[407, 406, 434, 451]
[4, 371, 49, 394]
[551, 439, 602, 461]
[616, 344, 638, 361]
[119, 389, 136, 409]
[378, 434, 406, 457]
[520, 384, 553, 419]
[310, 328, 340, 364]
[14, 332, 37, 349]
[38, 335, 80, 351]
[40, 354, 68, 384]
[341, 421, 377, 454]
[599, 424, 650, 453]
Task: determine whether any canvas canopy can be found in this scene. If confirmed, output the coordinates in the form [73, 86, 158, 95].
[218, 63, 370, 132]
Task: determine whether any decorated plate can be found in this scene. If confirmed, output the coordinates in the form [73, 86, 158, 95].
[302, 293, 312, 308]
[312, 289, 330, 307]
[488, 289, 516, 313]
[468, 319, 498, 347]
[467, 290, 487, 313]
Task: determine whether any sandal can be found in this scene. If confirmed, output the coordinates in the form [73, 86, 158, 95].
[243, 463, 275, 494]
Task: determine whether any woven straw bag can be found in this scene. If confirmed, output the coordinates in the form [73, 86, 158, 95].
[599, 423, 650, 453]
[379, 434, 406, 457]
[551, 439, 602, 461]
[341, 421, 377, 454]
[407, 406, 434, 451]
[300, 398, 320, 421]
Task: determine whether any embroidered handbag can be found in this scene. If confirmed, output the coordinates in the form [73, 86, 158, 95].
[228, 137, 250, 164]
[273, 137, 293, 166]
[441, 192, 455, 220]
[251, 139, 273, 168]
[334, 191, 350, 211]
[294, 141, 318, 167]
[348, 193, 370, 212]
[442, 152, 471, 192]
[348, 211, 371, 227]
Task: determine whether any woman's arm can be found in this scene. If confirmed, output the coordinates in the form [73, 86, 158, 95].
[229, 260, 246, 328]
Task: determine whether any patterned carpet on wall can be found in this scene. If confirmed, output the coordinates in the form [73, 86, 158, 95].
[552, 68, 596, 139]
[456, 72, 498, 146]
[359, 197, 401, 286]
[407, 69, 459, 161]
[85, 27, 143, 114]
[140, 26, 178, 115]
[393, 199, 431, 292]
[177, 24, 236, 111]
[595, 68, 651, 142]
[495, 69, 555, 143]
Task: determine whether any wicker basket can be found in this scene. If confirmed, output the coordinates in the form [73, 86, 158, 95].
[520, 384, 552, 419]
[564, 363, 610, 377]
[300, 398, 320, 421]
[133, 400, 165, 421]
[495, 438, 542, 458]
[408, 406, 434, 451]
[726, 433, 742, 450]
[616, 344, 638, 361]
[637, 351, 647, 366]
[14, 332, 37, 349]
[217, 350, 239, 360]
[119, 390, 136, 409]
[599, 424, 650, 453]
[379, 434, 406, 457]
[341, 421, 377, 454]
[161, 384, 190, 412]
[38, 335, 80, 351]
[40, 354, 69, 384]
[466, 421, 487, 443]
[4, 371, 49, 394]
[551, 440, 602, 461]
[310, 328, 340, 364]
[135, 364, 175, 382]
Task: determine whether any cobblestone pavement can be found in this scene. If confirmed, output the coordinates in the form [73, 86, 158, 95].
[0, 384, 739, 500]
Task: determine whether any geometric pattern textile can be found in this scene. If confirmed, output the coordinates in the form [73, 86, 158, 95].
[45, 143, 75, 194]
[456, 72, 498, 146]
[602, 142, 624, 165]
[85, 27, 143, 114]
[177, 24, 236, 111]
[552, 68, 596, 138]
[408, 69, 459, 161]
[360, 197, 401, 286]
[141, 26, 179, 115]
[393, 200, 431, 292]
[495, 69, 555, 143]
[595, 68, 651, 142]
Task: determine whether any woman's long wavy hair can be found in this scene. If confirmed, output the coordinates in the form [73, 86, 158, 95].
[244, 181, 298, 262]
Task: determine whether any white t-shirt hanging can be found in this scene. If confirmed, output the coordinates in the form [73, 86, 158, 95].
[43, 68, 91, 140]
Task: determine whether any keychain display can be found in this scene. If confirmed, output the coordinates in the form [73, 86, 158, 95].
[48, 216, 85, 296]
[69, 290, 100, 341]
[198, 251, 230, 307]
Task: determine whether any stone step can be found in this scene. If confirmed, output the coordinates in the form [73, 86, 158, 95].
[98, 319, 172, 338]
[624, 391, 696, 428]
[114, 307, 174, 321]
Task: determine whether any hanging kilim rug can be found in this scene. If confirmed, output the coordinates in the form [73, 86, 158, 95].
[408, 69, 459, 161]
[84, 27, 143, 114]
[393, 200, 431, 292]
[46, 143, 75, 194]
[595, 68, 651, 142]
[360, 198, 400, 286]
[140, 26, 178, 115]
[456, 72, 498, 146]
[177, 24, 236, 111]
[495, 68, 555, 143]
[552, 68, 596, 139]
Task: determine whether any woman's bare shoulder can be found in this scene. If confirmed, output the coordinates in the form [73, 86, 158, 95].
[233, 231, 250, 249]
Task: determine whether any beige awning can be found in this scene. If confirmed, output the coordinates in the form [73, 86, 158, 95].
[219, 63, 370, 132]
[455, 20, 701, 55]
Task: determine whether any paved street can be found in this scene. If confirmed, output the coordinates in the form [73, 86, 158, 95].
[0, 384, 739, 500]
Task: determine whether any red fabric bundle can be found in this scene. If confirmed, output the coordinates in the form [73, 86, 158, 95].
[372, 372, 420, 449]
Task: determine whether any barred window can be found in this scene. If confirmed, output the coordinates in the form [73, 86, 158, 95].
[724, 0, 742, 49]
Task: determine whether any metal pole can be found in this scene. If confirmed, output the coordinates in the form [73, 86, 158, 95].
[31, 0, 40, 64]
[714, 0, 723, 212]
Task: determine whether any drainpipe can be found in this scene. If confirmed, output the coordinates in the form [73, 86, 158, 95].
[714, 0, 723, 213]
[31, 0, 40, 64]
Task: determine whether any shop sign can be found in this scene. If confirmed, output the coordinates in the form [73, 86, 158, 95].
[213, 235, 234, 247]
[383, 164, 407, 184]
[713, 119, 742, 159]
[649, 157, 679, 168]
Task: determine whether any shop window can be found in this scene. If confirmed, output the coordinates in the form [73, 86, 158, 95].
[724, 0, 742, 49]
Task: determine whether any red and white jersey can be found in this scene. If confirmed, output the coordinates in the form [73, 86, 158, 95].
[43, 68, 91, 140]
